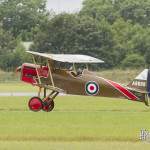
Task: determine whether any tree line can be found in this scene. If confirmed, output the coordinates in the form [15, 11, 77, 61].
[0, 0, 150, 71]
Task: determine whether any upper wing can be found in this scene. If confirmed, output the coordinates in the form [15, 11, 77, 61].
[27, 51, 104, 63]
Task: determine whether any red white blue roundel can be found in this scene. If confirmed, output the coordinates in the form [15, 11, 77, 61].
[85, 81, 99, 95]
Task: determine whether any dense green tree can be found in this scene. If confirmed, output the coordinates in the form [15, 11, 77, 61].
[112, 19, 150, 57]
[0, 0, 150, 70]
[31, 14, 120, 68]
[80, 0, 150, 68]
[80, 0, 119, 23]
[81, 0, 150, 26]
[0, 26, 16, 55]
[121, 53, 145, 68]
[0, 36, 29, 70]
[145, 49, 150, 66]
[0, 0, 49, 71]
[0, 0, 48, 40]
[119, 0, 150, 26]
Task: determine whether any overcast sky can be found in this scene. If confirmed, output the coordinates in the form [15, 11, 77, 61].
[46, 0, 84, 13]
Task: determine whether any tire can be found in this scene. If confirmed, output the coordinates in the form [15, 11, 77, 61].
[28, 97, 43, 112]
[42, 99, 54, 112]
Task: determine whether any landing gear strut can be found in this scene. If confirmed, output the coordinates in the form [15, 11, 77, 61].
[28, 88, 59, 112]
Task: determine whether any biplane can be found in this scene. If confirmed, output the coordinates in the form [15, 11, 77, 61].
[17, 51, 150, 112]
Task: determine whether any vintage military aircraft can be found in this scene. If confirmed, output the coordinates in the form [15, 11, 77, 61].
[17, 51, 150, 112]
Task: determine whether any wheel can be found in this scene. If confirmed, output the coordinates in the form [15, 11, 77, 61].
[28, 97, 43, 112]
[42, 98, 54, 112]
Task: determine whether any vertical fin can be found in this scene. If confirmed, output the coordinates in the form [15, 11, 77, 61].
[127, 69, 148, 92]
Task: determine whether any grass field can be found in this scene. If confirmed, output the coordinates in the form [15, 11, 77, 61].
[0, 82, 37, 92]
[0, 96, 150, 149]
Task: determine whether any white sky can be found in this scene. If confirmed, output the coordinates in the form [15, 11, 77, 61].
[46, 0, 84, 13]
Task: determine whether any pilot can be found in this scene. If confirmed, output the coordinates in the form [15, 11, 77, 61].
[77, 68, 82, 76]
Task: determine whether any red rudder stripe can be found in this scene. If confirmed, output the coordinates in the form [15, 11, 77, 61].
[107, 80, 138, 101]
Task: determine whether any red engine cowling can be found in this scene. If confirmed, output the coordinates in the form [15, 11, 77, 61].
[20, 63, 48, 85]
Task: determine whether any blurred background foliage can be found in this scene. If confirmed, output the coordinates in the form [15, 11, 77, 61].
[0, 0, 150, 71]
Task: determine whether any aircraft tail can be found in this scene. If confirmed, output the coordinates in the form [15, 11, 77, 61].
[127, 69, 150, 106]
[127, 69, 148, 92]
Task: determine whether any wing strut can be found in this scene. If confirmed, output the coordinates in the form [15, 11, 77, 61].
[86, 64, 89, 70]
[47, 60, 55, 87]
[73, 63, 76, 72]
[32, 55, 41, 85]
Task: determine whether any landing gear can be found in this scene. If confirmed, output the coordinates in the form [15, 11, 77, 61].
[28, 88, 59, 112]
[42, 98, 54, 112]
[28, 97, 43, 112]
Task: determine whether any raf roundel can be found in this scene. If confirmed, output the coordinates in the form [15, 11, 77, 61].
[85, 81, 99, 95]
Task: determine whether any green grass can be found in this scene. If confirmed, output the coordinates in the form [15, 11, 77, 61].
[0, 82, 37, 92]
[0, 96, 150, 149]
[0, 141, 150, 150]
[0, 70, 18, 82]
